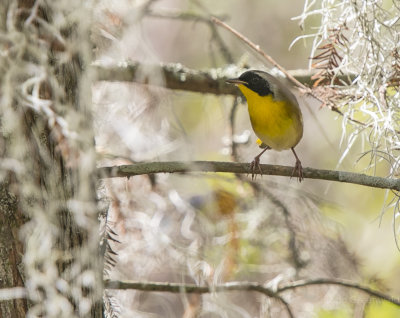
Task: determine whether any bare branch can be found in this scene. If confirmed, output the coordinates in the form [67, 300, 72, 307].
[104, 280, 267, 294]
[278, 278, 400, 306]
[6, 277, 400, 311]
[94, 62, 239, 95]
[104, 279, 400, 308]
[105, 280, 294, 318]
[146, 10, 227, 24]
[93, 62, 330, 93]
[97, 161, 400, 191]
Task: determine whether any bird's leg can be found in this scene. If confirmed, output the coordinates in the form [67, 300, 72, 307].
[290, 147, 303, 182]
[250, 146, 270, 180]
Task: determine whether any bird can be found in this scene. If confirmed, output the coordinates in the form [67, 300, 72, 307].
[226, 70, 304, 181]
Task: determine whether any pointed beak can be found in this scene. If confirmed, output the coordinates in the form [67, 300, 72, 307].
[226, 78, 247, 85]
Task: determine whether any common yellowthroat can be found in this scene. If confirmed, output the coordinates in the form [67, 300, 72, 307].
[226, 70, 304, 181]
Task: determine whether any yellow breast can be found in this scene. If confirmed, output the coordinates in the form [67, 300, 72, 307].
[238, 84, 303, 150]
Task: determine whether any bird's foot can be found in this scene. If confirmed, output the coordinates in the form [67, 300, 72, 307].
[291, 159, 304, 182]
[250, 156, 263, 180]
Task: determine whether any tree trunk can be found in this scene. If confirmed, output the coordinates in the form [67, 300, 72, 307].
[0, 184, 27, 318]
[0, 1, 102, 317]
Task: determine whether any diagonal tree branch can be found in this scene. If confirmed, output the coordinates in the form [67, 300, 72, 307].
[97, 161, 400, 191]
[212, 17, 306, 90]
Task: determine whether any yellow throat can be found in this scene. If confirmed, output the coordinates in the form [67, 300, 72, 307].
[238, 84, 303, 151]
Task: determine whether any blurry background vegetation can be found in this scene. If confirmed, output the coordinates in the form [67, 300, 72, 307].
[94, 0, 400, 317]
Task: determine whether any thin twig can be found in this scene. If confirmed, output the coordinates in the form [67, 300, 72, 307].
[278, 278, 400, 306]
[97, 161, 400, 191]
[212, 17, 307, 90]
[262, 188, 306, 270]
[229, 98, 241, 160]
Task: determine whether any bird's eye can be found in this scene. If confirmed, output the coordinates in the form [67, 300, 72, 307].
[251, 78, 259, 85]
